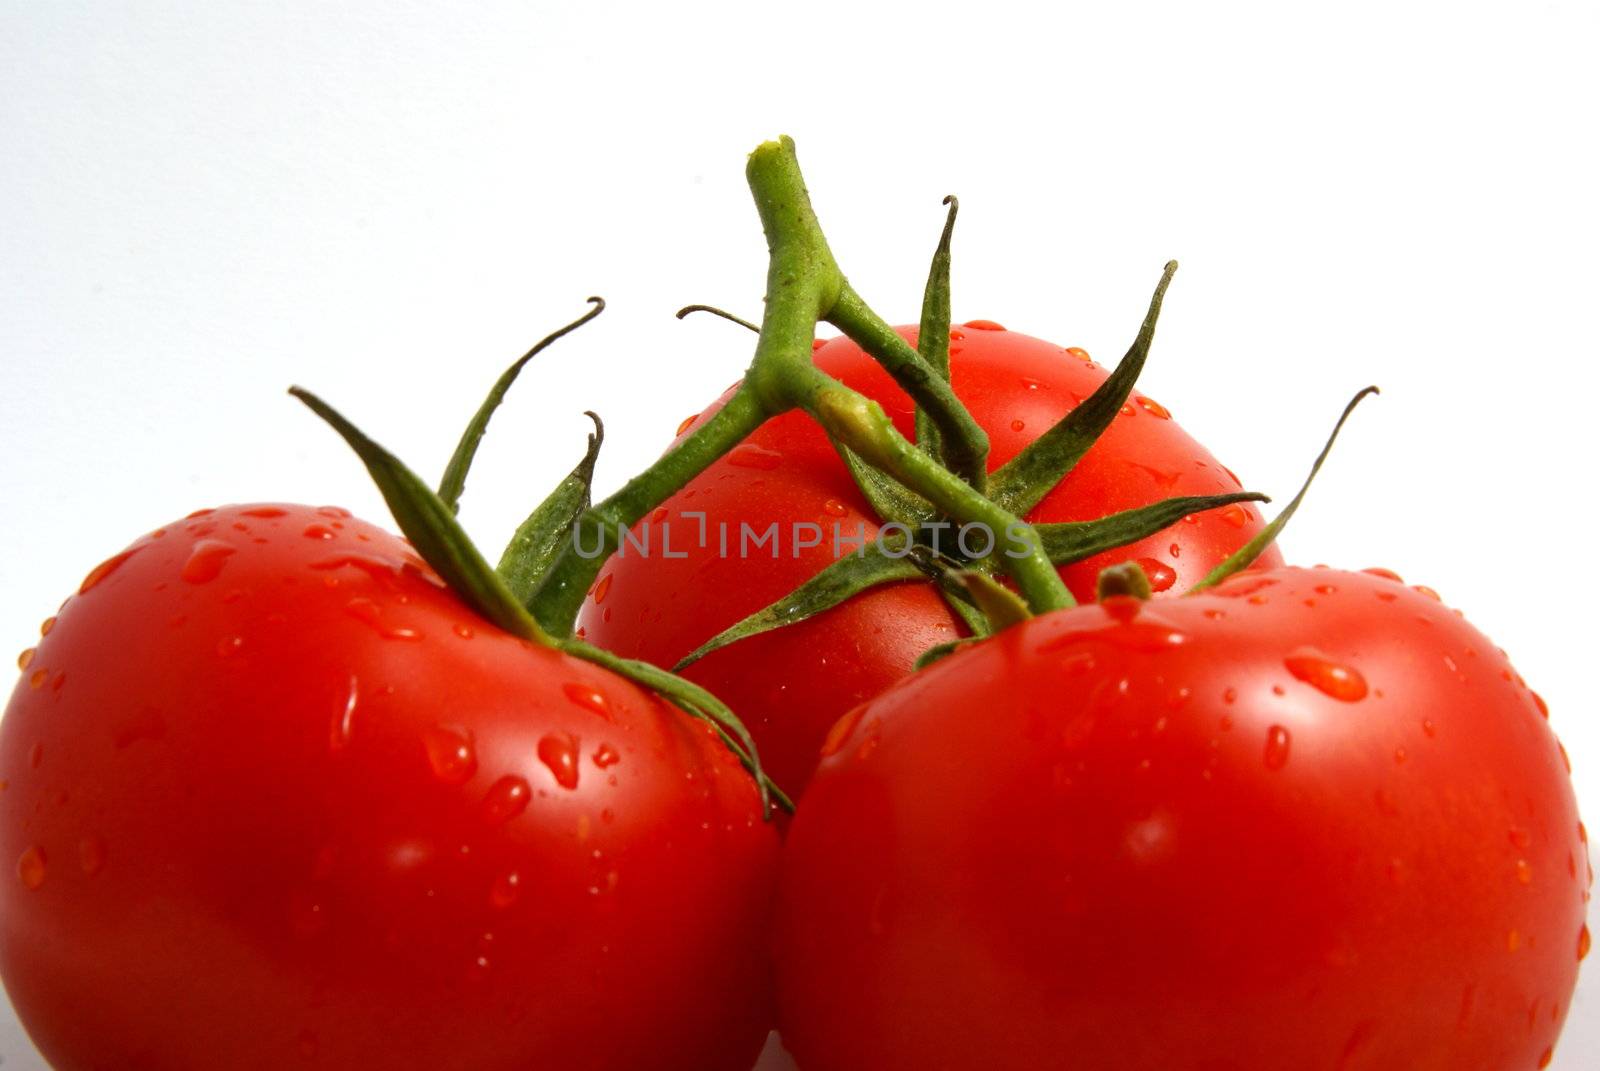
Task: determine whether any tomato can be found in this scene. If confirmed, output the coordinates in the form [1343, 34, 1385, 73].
[0, 504, 777, 1071]
[580, 323, 1282, 795]
[773, 566, 1589, 1071]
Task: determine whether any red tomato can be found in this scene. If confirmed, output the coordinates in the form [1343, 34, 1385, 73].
[774, 567, 1589, 1071]
[580, 324, 1282, 795]
[0, 504, 777, 1071]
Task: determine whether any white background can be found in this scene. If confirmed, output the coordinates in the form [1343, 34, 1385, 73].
[2, 2, 1595, 1067]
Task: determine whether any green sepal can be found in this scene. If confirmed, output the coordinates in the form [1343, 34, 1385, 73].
[939, 587, 992, 638]
[290, 387, 551, 644]
[1037, 490, 1268, 566]
[915, 636, 982, 670]
[988, 262, 1178, 516]
[1190, 387, 1378, 593]
[565, 638, 789, 817]
[674, 537, 924, 671]
[829, 436, 935, 529]
[497, 412, 604, 606]
[675, 304, 760, 333]
[959, 570, 1032, 631]
[437, 297, 605, 514]
[914, 196, 959, 458]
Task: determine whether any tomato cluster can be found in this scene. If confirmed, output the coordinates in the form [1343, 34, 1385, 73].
[0, 137, 1587, 1070]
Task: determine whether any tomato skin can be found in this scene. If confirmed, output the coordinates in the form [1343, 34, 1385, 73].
[775, 567, 1588, 1071]
[0, 505, 777, 1071]
[581, 325, 1282, 795]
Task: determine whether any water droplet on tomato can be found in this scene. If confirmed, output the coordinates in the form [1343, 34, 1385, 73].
[1009, 419, 1026, 432]
[1580, 925, 1592, 962]
[1284, 647, 1368, 701]
[1263, 725, 1292, 770]
[538, 733, 580, 790]
[592, 574, 614, 605]
[1363, 567, 1403, 583]
[1219, 504, 1250, 528]
[727, 444, 783, 470]
[17, 846, 46, 890]
[489, 871, 522, 909]
[675, 414, 697, 436]
[822, 498, 849, 518]
[302, 524, 337, 540]
[17, 648, 34, 671]
[964, 319, 1006, 331]
[79, 836, 106, 876]
[1531, 691, 1549, 719]
[1119, 401, 1136, 417]
[80, 548, 138, 593]
[1412, 584, 1442, 601]
[1538, 1047, 1553, 1069]
[1516, 859, 1534, 885]
[593, 744, 621, 769]
[563, 682, 612, 720]
[482, 776, 532, 824]
[241, 506, 287, 519]
[1137, 396, 1172, 419]
[344, 597, 421, 641]
[423, 727, 477, 785]
[1135, 558, 1177, 593]
[181, 539, 237, 583]
[215, 635, 244, 658]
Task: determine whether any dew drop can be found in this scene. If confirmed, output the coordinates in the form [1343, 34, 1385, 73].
[1135, 557, 1177, 593]
[592, 574, 614, 605]
[80, 549, 138, 593]
[1009, 419, 1026, 432]
[538, 732, 580, 790]
[17, 648, 34, 671]
[422, 727, 477, 785]
[822, 498, 849, 518]
[1363, 567, 1403, 583]
[1137, 396, 1172, 419]
[562, 682, 612, 720]
[482, 776, 532, 824]
[727, 443, 784, 470]
[1412, 584, 1442, 601]
[1516, 859, 1533, 885]
[1263, 725, 1291, 770]
[39, 617, 55, 636]
[215, 635, 244, 658]
[181, 539, 237, 583]
[453, 623, 475, 639]
[1219, 504, 1250, 528]
[963, 318, 1006, 331]
[675, 414, 697, 436]
[1531, 692, 1549, 719]
[820, 707, 867, 758]
[242, 506, 287, 518]
[302, 524, 337, 540]
[329, 676, 358, 751]
[593, 743, 621, 769]
[1580, 925, 1591, 962]
[344, 597, 421, 641]
[1284, 647, 1368, 701]
[17, 846, 46, 890]
[1065, 346, 1091, 363]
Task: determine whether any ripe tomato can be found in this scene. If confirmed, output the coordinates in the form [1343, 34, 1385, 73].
[0, 504, 777, 1071]
[774, 567, 1589, 1071]
[580, 323, 1282, 795]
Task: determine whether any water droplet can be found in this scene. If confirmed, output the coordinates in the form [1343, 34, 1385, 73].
[302, 524, 337, 540]
[39, 617, 55, 636]
[1516, 859, 1533, 885]
[490, 871, 522, 908]
[17, 846, 46, 890]
[1135, 558, 1177, 593]
[344, 597, 421, 641]
[241, 506, 287, 518]
[1508, 929, 1522, 952]
[562, 682, 612, 720]
[727, 443, 783, 470]
[181, 539, 237, 583]
[215, 635, 244, 658]
[1412, 584, 1441, 601]
[963, 318, 1006, 331]
[1119, 401, 1137, 417]
[1363, 567, 1404, 583]
[422, 727, 477, 785]
[538, 732, 580, 790]
[1009, 419, 1026, 432]
[17, 648, 34, 671]
[822, 498, 849, 518]
[1580, 924, 1591, 962]
[1137, 396, 1172, 419]
[329, 676, 358, 751]
[1127, 462, 1180, 488]
[1284, 647, 1368, 701]
[1263, 725, 1291, 770]
[675, 414, 698, 436]
[1219, 504, 1250, 528]
[80, 548, 138, 593]
[1531, 692, 1549, 719]
[1538, 1047, 1553, 1069]
[482, 776, 532, 824]
[592, 574, 614, 605]
[593, 743, 621, 769]
[78, 837, 105, 875]
[453, 623, 475, 639]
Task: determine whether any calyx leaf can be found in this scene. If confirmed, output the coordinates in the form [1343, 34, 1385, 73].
[1190, 386, 1379, 592]
[1036, 491, 1268, 565]
[914, 196, 959, 458]
[498, 412, 604, 605]
[988, 262, 1178, 516]
[290, 387, 550, 643]
[829, 436, 935, 529]
[437, 297, 605, 514]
